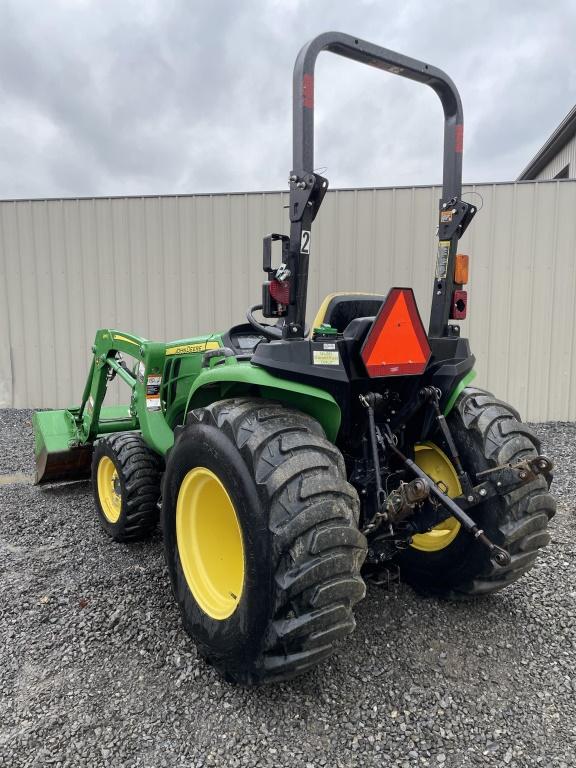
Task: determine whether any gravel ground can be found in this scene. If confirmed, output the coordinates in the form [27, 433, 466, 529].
[1, 409, 575, 768]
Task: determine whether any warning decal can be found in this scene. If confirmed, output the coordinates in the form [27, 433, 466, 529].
[146, 375, 162, 411]
[435, 240, 450, 280]
[313, 349, 340, 366]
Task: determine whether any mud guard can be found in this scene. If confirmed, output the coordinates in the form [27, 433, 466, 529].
[184, 362, 341, 443]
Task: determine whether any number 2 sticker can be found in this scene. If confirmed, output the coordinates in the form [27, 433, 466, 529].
[300, 230, 311, 255]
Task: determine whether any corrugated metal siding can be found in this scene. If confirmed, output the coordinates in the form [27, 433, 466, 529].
[536, 133, 576, 179]
[1, 181, 575, 421]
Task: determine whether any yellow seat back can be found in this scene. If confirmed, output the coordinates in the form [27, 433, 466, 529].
[312, 292, 385, 333]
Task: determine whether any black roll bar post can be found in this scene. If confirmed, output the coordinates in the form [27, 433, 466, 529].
[284, 31, 465, 339]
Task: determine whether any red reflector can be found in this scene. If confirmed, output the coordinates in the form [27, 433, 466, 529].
[269, 279, 290, 305]
[455, 124, 464, 153]
[451, 289, 467, 320]
[361, 288, 431, 377]
[302, 73, 314, 109]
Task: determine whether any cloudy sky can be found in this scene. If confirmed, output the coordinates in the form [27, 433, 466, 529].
[1, 0, 575, 199]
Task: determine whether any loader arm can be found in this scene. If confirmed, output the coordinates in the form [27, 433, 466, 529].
[33, 329, 220, 483]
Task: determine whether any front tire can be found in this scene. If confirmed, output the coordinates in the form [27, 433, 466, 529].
[162, 398, 367, 684]
[398, 387, 555, 597]
[92, 433, 162, 542]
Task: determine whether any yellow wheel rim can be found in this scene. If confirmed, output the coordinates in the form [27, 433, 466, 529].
[410, 442, 462, 552]
[176, 467, 245, 621]
[97, 455, 122, 523]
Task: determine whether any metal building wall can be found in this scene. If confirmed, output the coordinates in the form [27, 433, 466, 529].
[1, 180, 575, 421]
[535, 134, 576, 179]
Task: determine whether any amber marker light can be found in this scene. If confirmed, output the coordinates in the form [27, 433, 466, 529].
[454, 254, 469, 285]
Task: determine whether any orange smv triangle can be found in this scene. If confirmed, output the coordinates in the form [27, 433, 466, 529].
[360, 288, 431, 377]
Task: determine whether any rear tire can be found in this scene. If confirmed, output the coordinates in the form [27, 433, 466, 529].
[398, 387, 555, 597]
[162, 398, 367, 684]
[92, 433, 162, 542]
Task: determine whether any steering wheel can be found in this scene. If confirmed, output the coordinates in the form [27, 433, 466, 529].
[246, 304, 283, 340]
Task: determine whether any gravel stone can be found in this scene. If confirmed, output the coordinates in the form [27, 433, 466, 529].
[0, 410, 575, 767]
[0, 408, 35, 476]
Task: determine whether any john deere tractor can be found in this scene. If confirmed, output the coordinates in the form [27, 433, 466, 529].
[34, 32, 555, 684]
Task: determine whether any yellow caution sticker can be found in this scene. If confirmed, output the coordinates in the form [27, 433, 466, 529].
[313, 349, 340, 366]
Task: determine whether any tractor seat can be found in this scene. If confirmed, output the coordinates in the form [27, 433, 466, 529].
[311, 292, 385, 333]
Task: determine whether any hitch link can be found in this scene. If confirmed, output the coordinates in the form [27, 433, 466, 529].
[420, 386, 474, 495]
[359, 393, 387, 532]
[382, 430, 512, 568]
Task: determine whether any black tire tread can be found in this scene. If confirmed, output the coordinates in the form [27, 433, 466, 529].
[451, 386, 555, 596]
[93, 432, 161, 542]
[187, 398, 366, 683]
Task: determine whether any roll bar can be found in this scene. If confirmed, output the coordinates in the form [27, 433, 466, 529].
[282, 32, 471, 340]
[293, 31, 463, 201]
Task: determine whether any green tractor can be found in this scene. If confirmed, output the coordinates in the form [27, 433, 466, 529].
[34, 32, 555, 684]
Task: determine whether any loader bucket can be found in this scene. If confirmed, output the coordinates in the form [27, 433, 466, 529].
[33, 409, 93, 484]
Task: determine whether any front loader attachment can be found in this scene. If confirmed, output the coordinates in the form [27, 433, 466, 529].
[33, 406, 135, 484]
[33, 328, 178, 484]
[33, 409, 94, 484]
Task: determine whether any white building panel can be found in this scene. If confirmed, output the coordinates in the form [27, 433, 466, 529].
[1, 181, 574, 422]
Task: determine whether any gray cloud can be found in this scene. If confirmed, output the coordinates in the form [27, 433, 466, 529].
[0, 0, 575, 199]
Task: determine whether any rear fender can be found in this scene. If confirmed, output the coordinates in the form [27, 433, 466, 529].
[184, 363, 341, 442]
[443, 368, 477, 415]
